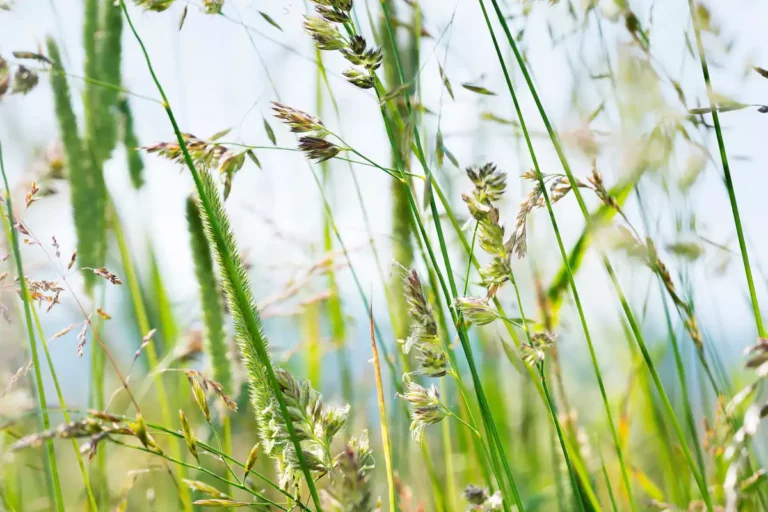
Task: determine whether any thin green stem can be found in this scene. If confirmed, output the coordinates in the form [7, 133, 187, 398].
[463, 223, 479, 296]
[445, 409, 480, 437]
[29, 305, 99, 511]
[483, 0, 714, 507]
[111, 201, 192, 511]
[538, 362, 585, 512]
[476, 1, 634, 508]
[686, 0, 764, 338]
[0, 141, 64, 512]
[110, 439, 287, 510]
[373, 4, 524, 505]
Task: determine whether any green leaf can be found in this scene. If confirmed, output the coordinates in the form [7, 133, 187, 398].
[461, 83, 496, 96]
[209, 127, 231, 141]
[481, 111, 517, 126]
[436, 130, 458, 168]
[259, 11, 283, 31]
[246, 149, 261, 169]
[179, 5, 188, 30]
[379, 82, 411, 104]
[587, 102, 604, 123]
[688, 103, 748, 115]
[438, 63, 454, 100]
[263, 117, 276, 145]
[753, 66, 768, 80]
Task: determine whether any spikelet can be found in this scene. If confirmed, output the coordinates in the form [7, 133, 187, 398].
[320, 431, 375, 511]
[143, 134, 247, 198]
[463, 484, 504, 511]
[301, 0, 382, 90]
[396, 374, 447, 442]
[398, 268, 447, 377]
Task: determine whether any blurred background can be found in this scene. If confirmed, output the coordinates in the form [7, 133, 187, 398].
[2, 0, 768, 510]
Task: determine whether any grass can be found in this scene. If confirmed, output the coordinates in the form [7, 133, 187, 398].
[1, 1, 768, 511]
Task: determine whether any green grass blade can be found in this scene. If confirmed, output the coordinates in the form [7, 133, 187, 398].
[29, 303, 99, 511]
[482, 1, 714, 506]
[686, 0, 764, 338]
[0, 141, 64, 512]
[111, 202, 192, 510]
[148, 248, 177, 353]
[475, 1, 632, 508]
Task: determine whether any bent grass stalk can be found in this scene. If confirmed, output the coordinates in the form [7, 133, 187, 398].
[369, 301, 397, 512]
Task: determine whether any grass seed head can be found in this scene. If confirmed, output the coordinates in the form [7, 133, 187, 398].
[396, 374, 446, 442]
[521, 332, 556, 366]
[455, 296, 500, 326]
[297, 136, 342, 162]
[271, 102, 328, 136]
[342, 68, 374, 89]
[303, 16, 346, 51]
[179, 410, 198, 461]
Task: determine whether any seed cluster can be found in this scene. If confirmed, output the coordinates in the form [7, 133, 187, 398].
[272, 102, 343, 163]
[143, 133, 248, 198]
[304, 0, 382, 90]
[0, 54, 39, 99]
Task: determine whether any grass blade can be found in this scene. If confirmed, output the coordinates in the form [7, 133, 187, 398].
[0, 141, 64, 511]
[686, 0, 765, 338]
[369, 300, 396, 512]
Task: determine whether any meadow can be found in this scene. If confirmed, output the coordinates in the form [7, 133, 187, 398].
[1, 0, 768, 510]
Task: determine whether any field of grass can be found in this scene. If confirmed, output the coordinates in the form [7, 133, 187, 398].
[1, 0, 768, 510]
